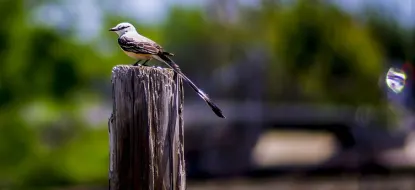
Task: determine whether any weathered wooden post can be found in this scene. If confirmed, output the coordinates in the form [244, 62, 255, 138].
[108, 65, 186, 190]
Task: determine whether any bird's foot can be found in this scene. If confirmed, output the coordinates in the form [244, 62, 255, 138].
[141, 60, 150, 66]
[133, 60, 142, 66]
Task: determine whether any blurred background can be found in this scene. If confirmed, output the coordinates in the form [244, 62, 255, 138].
[0, 0, 414, 189]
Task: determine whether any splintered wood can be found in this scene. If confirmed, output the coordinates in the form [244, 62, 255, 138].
[109, 65, 186, 190]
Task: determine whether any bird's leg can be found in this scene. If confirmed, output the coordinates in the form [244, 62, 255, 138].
[142, 59, 150, 66]
[133, 60, 142, 66]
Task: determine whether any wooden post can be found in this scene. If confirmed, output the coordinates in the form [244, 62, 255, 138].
[108, 65, 186, 190]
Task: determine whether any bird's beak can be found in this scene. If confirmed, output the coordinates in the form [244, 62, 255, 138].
[109, 27, 117, 31]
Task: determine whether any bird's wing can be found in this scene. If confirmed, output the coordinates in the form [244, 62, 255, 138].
[118, 34, 161, 55]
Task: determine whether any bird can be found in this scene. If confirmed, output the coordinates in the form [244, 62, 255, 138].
[109, 22, 225, 118]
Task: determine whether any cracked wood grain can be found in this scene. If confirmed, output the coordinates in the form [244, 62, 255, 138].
[109, 65, 186, 190]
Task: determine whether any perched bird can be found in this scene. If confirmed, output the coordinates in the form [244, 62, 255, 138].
[109, 22, 225, 118]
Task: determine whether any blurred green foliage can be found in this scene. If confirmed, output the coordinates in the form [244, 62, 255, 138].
[271, 0, 383, 104]
[0, 0, 413, 188]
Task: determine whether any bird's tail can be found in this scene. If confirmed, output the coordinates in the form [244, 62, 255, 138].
[163, 52, 174, 56]
[154, 53, 225, 118]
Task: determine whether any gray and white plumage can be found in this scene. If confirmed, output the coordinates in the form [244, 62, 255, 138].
[109, 22, 225, 118]
[110, 22, 173, 59]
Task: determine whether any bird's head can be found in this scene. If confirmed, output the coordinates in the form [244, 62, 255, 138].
[109, 22, 136, 36]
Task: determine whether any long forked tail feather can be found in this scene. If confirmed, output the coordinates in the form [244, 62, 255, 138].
[163, 52, 174, 56]
[154, 53, 225, 118]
